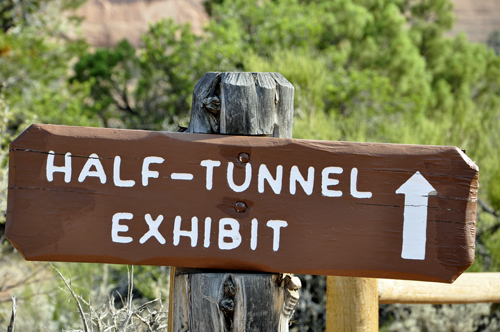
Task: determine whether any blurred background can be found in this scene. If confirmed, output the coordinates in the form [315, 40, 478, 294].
[1, 0, 500, 330]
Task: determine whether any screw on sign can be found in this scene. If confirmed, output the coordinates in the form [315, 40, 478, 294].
[7, 123, 478, 283]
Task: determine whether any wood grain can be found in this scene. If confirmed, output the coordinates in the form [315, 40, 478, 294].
[326, 277, 378, 332]
[6, 123, 478, 282]
[379, 272, 500, 304]
[186, 72, 293, 138]
[170, 270, 300, 331]
[173, 72, 299, 331]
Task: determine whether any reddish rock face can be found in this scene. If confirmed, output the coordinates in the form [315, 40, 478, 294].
[448, 0, 500, 43]
[76, 0, 209, 47]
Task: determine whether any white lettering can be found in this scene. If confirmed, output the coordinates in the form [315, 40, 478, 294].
[350, 168, 372, 199]
[251, 218, 258, 250]
[139, 214, 165, 244]
[111, 212, 290, 252]
[114, 156, 135, 187]
[200, 160, 221, 190]
[321, 167, 343, 197]
[290, 166, 315, 195]
[112, 212, 133, 243]
[173, 216, 198, 247]
[258, 164, 283, 194]
[46, 151, 72, 183]
[227, 162, 252, 193]
[142, 156, 164, 186]
[171, 173, 194, 180]
[266, 220, 288, 251]
[219, 218, 242, 250]
[78, 153, 107, 184]
[204, 217, 212, 248]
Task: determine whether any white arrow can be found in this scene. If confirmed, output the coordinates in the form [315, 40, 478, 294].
[396, 171, 437, 260]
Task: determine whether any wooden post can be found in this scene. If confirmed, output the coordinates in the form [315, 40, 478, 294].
[326, 276, 378, 332]
[169, 72, 301, 331]
[379, 272, 500, 304]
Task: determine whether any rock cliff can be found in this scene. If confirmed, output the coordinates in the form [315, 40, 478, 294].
[77, 0, 208, 47]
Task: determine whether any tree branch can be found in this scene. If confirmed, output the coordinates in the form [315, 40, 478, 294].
[7, 296, 16, 332]
[50, 264, 90, 332]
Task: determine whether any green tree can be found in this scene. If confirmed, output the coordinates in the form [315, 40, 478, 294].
[72, 19, 208, 130]
[202, 0, 437, 122]
[0, 0, 84, 33]
[203, 0, 500, 272]
[487, 30, 500, 55]
[0, 0, 95, 216]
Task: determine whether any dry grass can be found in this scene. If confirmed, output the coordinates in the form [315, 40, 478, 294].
[0, 247, 169, 331]
[52, 265, 168, 332]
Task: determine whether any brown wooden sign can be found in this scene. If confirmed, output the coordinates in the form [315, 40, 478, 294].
[6, 124, 478, 282]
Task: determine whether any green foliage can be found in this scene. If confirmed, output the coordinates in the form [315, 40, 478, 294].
[0, 0, 97, 225]
[381, 303, 500, 331]
[489, 169, 500, 212]
[206, 0, 429, 119]
[0, 0, 95, 128]
[0, 2, 117, 329]
[0, 87, 12, 224]
[204, 0, 500, 273]
[0, 0, 86, 32]
[72, 19, 208, 130]
[487, 30, 500, 55]
[0, 260, 170, 331]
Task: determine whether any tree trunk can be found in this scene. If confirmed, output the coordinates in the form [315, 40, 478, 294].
[169, 72, 300, 332]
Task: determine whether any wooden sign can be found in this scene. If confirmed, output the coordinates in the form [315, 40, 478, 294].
[6, 124, 478, 282]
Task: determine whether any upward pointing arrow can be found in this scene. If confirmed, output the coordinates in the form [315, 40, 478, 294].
[396, 171, 437, 260]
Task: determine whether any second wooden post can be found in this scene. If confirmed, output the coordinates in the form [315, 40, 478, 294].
[326, 276, 379, 331]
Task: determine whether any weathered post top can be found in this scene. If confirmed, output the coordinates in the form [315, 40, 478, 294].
[186, 72, 294, 137]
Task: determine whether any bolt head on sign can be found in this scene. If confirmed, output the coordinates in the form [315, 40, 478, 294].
[6, 124, 478, 283]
